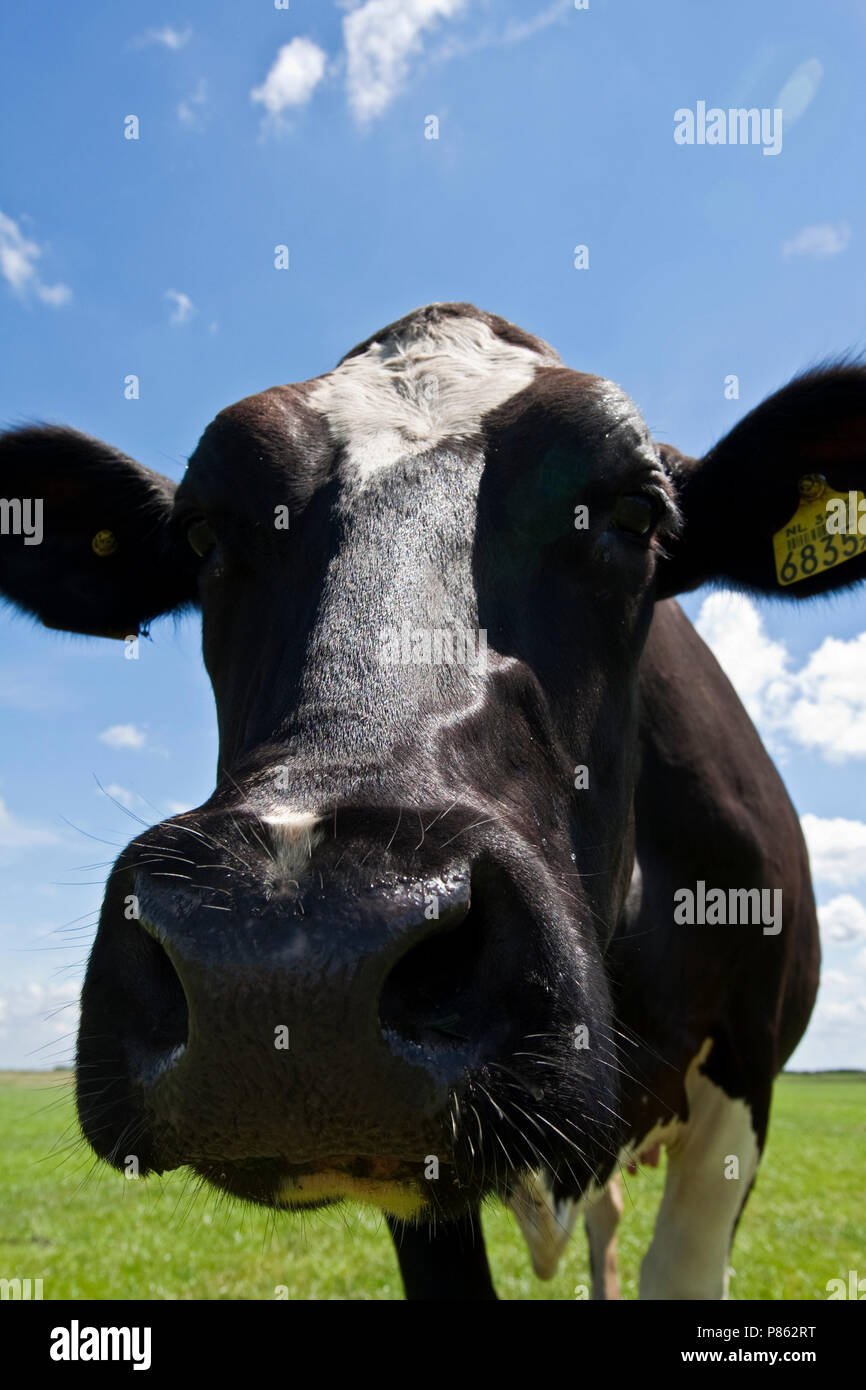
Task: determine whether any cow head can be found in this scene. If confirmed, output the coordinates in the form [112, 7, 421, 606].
[2, 304, 864, 1227]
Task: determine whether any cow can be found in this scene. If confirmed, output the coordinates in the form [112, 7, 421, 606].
[2, 300, 858, 1300]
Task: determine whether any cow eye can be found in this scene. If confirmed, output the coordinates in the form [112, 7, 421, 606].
[611, 494, 656, 537]
[187, 519, 216, 558]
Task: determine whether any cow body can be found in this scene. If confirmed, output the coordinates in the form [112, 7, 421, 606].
[400, 596, 820, 1299]
[601, 601, 817, 1297]
[2, 301, 856, 1301]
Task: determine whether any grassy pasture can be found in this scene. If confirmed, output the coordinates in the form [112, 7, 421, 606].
[0, 1070, 862, 1300]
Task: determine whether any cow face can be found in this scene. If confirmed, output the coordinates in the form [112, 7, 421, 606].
[2, 303, 864, 1223]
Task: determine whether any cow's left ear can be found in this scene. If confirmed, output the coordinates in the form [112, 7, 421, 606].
[655, 365, 866, 600]
[0, 425, 198, 638]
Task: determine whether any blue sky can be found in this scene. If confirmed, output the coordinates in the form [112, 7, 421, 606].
[1, 0, 865, 1068]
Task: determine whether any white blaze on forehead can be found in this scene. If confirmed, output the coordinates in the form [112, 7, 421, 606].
[308, 311, 557, 484]
[262, 810, 322, 833]
[262, 811, 323, 882]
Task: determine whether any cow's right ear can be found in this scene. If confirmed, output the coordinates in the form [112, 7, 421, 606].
[0, 425, 198, 639]
[655, 364, 866, 600]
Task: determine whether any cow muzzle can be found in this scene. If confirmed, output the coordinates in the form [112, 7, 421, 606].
[75, 821, 542, 1213]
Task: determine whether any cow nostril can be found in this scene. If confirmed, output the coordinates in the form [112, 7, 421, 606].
[131, 918, 190, 1082]
[378, 906, 487, 1050]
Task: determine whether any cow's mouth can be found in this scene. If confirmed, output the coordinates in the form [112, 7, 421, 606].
[190, 1154, 439, 1218]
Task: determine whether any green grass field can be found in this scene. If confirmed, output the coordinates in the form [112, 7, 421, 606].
[0, 1070, 862, 1300]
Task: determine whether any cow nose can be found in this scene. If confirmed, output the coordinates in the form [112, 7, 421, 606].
[122, 871, 485, 1161]
[137, 876, 475, 1054]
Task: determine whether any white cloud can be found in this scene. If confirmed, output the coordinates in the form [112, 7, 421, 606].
[344, 0, 466, 123]
[821, 968, 850, 986]
[792, 930, 866, 1065]
[178, 77, 208, 127]
[164, 289, 196, 324]
[817, 894, 866, 945]
[166, 799, 193, 815]
[815, 996, 866, 1023]
[694, 592, 789, 722]
[0, 978, 79, 1068]
[251, 38, 328, 116]
[134, 25, 191, 51]
[432, 1, 570, 66]
[502, 0, 571, 45]
[774, 57, 822, 127]
[0, 797, 60, 849]
[802, 816, 866, 888]
[36, 282, 72, 306]
[99, 723, 147, 751]
[695, 594, 866, 762]
[0, 210, 71, 308]
[782, 222, 851, 260]
[784, 633, 866, 757]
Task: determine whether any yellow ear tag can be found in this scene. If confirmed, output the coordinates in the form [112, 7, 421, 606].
[91, 529, 118, 557]
[773, 474, 866, 586]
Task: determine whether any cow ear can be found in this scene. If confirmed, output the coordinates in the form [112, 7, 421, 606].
[0, 425, 197, 639]
[655, 365, 866, 600]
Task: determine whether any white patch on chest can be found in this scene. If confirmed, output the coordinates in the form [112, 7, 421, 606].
[508, 1038, 746, 1283]
[307, 310, 556, 484]
[618, 1036, 714, 1172]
